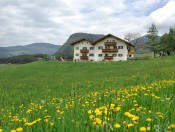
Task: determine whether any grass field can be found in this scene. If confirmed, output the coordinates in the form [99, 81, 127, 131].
[0, 56, 175, 132]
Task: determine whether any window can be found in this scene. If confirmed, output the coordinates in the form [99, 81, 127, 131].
[75, 53, 79, 56]
[118, 46, 123, 49]
[75, 47, 79, 50]
[105, 54, 108, 56]
[87, 42, 88, 44]
[83, 47, 87, 49]
[114, 46, 117, 49]
[89, 54, 94, 56]
[82, 42, 83, 44]
[82, 53, 87, 56]
[107, 40, 109, 42]
[118, 54, 123, 57]
[105, 46, 110, 49]
[98, 54, 103, 57]
[98, 46, 103, 49]
[113, 54, 117, 57]
[90, 47, 94, 50]
[112, 40, 115, 42]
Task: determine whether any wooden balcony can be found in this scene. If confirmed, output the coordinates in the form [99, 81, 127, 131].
[80, 49, 89, 53]
[102, 49, 118, 52]
[104, 42, 117, 46]
[80, 56, 88, 60]
[104, 56, 113, 60]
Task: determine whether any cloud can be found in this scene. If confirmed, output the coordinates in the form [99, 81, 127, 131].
[150, 0, 175, 34]
[0, 0, 173, 47]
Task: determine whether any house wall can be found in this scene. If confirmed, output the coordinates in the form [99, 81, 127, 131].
[73, 36, 134, 61]
[73, 40, 94, 61]
[94, 36, 128, 61]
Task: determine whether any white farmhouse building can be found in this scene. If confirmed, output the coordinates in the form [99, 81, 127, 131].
[71, 34, 134, 61]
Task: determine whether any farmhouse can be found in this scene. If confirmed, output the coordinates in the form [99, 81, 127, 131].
[71, 34, 134, 61]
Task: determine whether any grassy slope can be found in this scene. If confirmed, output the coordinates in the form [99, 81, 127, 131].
[0, 56, 175, 131]
[0, 56, 175, 101]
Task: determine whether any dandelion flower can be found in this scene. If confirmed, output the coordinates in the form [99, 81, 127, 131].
[16, 127, 23, 132]
[140, 127, 146, 132]
[114, 123, 120, 128]
[146, 118, 152, 122]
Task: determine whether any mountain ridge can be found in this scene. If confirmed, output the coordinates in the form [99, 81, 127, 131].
[0, 43, 60, 57]
[55, 33, 105, 58]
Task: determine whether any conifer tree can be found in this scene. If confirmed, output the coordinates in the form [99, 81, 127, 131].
[146, 24, 160, 57]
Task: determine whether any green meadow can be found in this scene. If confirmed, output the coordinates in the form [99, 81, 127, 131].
[0, 56, 175, 132]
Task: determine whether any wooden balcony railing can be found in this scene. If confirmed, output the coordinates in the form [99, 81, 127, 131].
[102, 49, 118, 52]
[104, 42, 117, 46]
[80, 49, 89, 53]
[80, 56, 88, 60]
[104, 56, 113, 60]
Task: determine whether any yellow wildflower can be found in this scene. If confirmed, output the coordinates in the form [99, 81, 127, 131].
[166, 98, 170, 100]
[110, 104, 115, 109]
[127, 123, 134, 128]
[16, 127, 23, 132]
[114, 106, 121, 112]
[114, 123, 120, 128]
[94, 118, 102, 125]
[140, 127, 146, 132]
[94, 108, 102, 116]
[10, 130, 16, 132]
[146, 118, 152, 122]
[147, 127, 151, 131]
[88, 110, 92, 114]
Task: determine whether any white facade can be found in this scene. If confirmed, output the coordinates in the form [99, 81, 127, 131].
[71, 34, 134, 62]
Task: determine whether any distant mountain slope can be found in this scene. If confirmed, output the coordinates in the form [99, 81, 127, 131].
[55, 33, 105, 58]
[0, 43, 60, 57]
[130, 35, 160, 53]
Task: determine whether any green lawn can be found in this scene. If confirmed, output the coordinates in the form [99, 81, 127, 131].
[0, 56, 175, 131]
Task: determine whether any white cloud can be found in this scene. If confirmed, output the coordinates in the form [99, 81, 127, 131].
[0, 0, 173, 47]
[150, 0, 175, 34]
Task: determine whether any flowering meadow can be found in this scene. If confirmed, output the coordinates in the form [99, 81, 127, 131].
[0, 56, 175, 132]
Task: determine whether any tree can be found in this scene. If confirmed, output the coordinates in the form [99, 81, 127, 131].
[168, 28, 175, 51]
[160, 28, 175, 56]
[146, 24, 160, 57]
[124, 33, 141, 46]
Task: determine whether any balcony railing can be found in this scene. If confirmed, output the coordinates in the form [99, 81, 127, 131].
[102, 49, 118, 52]
[80, 49, 89, 53]
[80, 56, 88, 60]
[104, 42, 117, 46]
[104, 56, 113, 60]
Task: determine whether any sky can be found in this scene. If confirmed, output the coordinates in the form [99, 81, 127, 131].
[0, 0, 175, 47]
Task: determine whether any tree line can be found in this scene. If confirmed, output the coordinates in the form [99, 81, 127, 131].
[125, 24, 175, 57]
[147, 24, 175, 57]
[0, 54, 49, 64]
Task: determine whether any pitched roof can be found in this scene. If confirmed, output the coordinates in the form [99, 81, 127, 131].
[70, 38, 93, 45]
[92, 34, 134, 47]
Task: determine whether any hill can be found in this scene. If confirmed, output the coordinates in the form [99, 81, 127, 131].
[130, 35, 161, 53]
[55, 33, 105, 58]
[0, 43, 60, 57]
